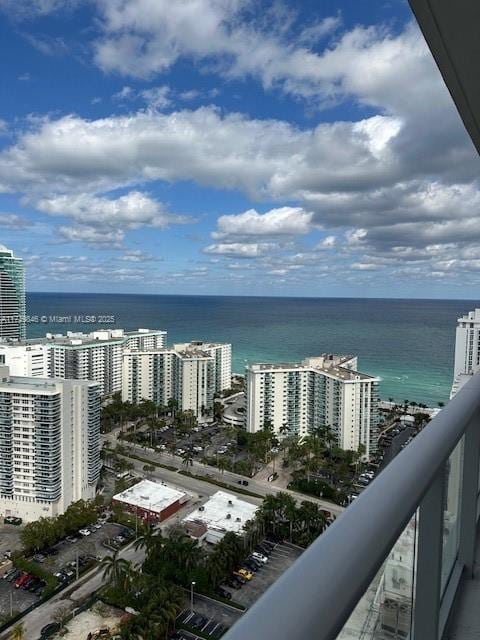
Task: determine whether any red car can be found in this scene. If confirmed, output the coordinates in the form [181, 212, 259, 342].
[15, 573, 31, 589]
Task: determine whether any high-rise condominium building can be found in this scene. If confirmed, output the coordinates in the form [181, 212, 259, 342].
[0, 365, 101, 522]
[246, 354, 380, 459]
[0, 328, 167, 397]
[451, 309, 480, 397]
[0, 245, 25, 341]
[122, 341, 232, 422]
[0, 343, 49, 377]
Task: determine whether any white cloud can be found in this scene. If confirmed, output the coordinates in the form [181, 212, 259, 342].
[203, 242, 276, 258]
[35, 191, 191, 230]
[0, 213, 32, 228]
[121, 249, 159, 262]
[317, 235, 336, 249]
[212, 206, 313, 240]
[58, 225, 124, 245]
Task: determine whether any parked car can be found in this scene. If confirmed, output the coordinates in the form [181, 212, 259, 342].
[79, 528, 91, 536]
[237, 479, 249, 486]
[33, 553, 46, 563]
[234, 568, 253, 581]
[6, 569, 21, 583]
[216, 585, 232, 599]
[252, 551, 268, 564]
[2, 568, 16, 580]
[15, 573, 31, 588]
[66, 535, 78, 543]
[22, 576, 36, 590]
[40, 622, 61, 638]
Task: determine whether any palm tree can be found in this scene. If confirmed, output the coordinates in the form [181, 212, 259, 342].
[182, 448, 194, 470]
[102, 551, 129, 587]
[217, 456, 228, 475]
[134, 525, 159, 554]
[10, 623, 25, 640]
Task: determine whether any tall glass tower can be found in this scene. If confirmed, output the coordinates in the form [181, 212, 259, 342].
[0, 245, 25, 340]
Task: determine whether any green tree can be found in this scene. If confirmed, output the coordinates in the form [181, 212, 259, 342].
[102, 551, 130, 587]
[182, 448, 194, 470]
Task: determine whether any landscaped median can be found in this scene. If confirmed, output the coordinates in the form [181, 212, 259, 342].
[178, 469, 263, 499]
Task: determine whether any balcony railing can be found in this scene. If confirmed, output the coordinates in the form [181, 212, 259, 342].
[223, 373, 480, 640]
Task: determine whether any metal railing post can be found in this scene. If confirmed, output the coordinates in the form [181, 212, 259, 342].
[413, 466, 445, 640]
[459, 416, 480, 577]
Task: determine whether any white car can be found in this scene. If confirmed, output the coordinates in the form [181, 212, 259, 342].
[79, 529, 91, 537]
[252, 552, 268, 564]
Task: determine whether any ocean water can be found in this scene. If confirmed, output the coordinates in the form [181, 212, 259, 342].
[26, 293, 479, 406]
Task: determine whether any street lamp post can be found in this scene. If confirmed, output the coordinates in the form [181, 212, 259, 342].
[190, 580, 196, 614]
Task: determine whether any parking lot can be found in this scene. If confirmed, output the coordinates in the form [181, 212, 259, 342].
[0, 573, 37, 619]
[222, 541, 303, 608]
[46, 522, 130, 573]
[0, 522, 131, 620]
[177, 606, 233, 639]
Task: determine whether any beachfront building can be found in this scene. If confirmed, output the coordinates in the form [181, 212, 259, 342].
[0, 365, 101, 522]
[173, 341, 232, 392]
[451, 308, 480, 397]
[0, 328, 167, 397]
[122, 341, 231, 422]
[182, 490, 258, 544]
[0, 245, 25, 341]
[246, 354, 380, 459]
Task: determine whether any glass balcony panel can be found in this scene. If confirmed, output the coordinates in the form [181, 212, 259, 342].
[441, 438, 464, 594]
[335, 514, 417, 639]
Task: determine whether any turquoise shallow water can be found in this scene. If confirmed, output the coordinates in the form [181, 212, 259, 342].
[26, 293, 480, 406]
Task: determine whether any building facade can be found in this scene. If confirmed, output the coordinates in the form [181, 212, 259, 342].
[0, 343, 49, 377]
[246, 354, 380, 459]
[0, 365, 101, 522]
[0, 328, 167, 397]
[0, 245, 25, 341]
[451, 309, 480, 397]
[122, 341, 231, 422]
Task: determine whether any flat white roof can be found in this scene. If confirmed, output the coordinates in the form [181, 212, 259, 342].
[183, 491, 258, 534]
[113, 479, 187, 513]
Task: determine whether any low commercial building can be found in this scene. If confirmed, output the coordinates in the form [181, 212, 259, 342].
[0, 366, 101, 522]
[182, 491, 258, 544]
[112, 479, 189, 523]
[246, 354, 380, 460]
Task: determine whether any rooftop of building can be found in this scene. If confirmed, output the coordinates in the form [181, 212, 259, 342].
[0, 328, 166, 348]
[458, 308, 480, 322]
[113, 479, 188, 513]
[248, 355, 378, 382]
[183, 490, 258, 534]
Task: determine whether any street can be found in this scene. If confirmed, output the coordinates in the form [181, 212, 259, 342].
[111, 438, 344, 516]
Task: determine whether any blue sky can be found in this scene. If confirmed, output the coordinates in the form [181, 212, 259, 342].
[0, 0, 479, 298]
